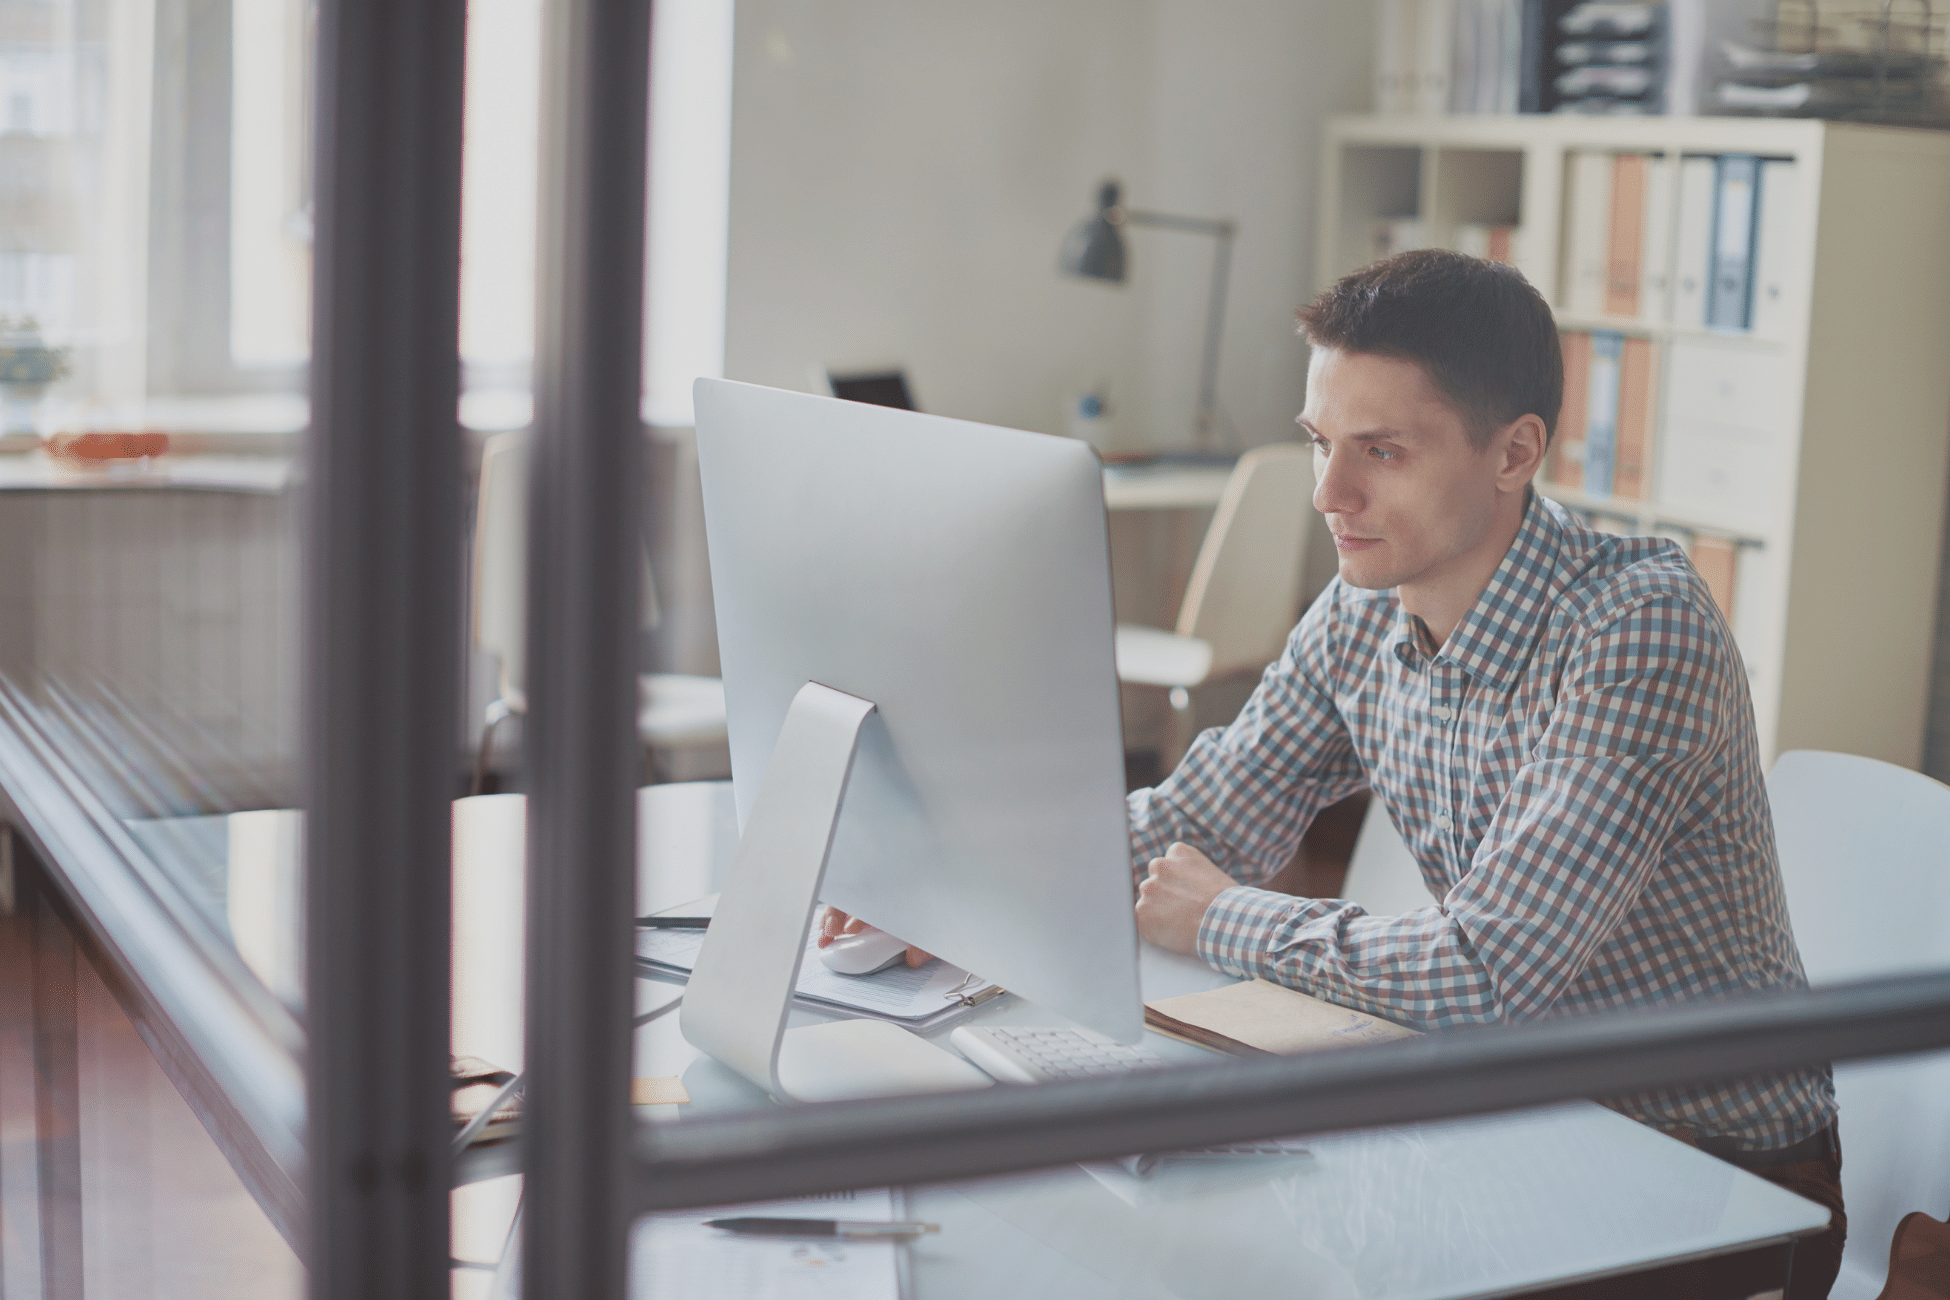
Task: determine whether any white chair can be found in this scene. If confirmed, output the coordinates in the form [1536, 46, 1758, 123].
[1769, 749, 1950, 1300]
[1115, 442, 1313, 768]
[473, 430, 728, 790]
[1340, 796, 1437, 915]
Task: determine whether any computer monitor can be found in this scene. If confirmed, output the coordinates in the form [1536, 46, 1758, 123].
[821, 367, 916, 410]
[690, 379, 1142, 1063]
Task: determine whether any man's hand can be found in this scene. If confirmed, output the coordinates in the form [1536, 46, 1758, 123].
[815, 906, 934, 969]
[1135, 842, 1236, 955]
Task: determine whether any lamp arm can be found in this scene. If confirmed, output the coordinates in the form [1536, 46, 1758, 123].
[1118, 206, 1238, 450]
[1122, 209, 1237, 238]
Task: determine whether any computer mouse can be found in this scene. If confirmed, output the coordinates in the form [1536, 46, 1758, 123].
[818, 927, 909, 976]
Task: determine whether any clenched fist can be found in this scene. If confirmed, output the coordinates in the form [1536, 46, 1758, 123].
[1135, 842, 1236, 955]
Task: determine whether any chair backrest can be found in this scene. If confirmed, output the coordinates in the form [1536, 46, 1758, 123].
[1176, 443, 1314, 677]
[473, 428, 662, 711]
[1772, 749, 1950, 981]
[474, 430, 531, 707]
[1769, 749, 1950, 1297]
[1340, 796, 1438, 915]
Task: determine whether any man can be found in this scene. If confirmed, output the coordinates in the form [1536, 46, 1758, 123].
[1131, 249, 1844, 1297]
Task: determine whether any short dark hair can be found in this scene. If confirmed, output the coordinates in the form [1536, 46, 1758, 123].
[1296, 249, 1563, 447]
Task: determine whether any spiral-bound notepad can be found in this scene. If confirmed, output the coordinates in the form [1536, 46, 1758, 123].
[635, 895, 1005, 1032]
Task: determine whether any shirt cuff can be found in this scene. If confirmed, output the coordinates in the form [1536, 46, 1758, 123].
[1196, 886, 1303, 980]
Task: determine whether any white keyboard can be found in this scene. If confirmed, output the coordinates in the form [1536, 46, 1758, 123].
[948, 1024, 1311, 1178]
[949, 1024, 1168, 1083]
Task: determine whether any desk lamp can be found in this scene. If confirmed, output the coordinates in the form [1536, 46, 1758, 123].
[1059, 179, 1237, 451]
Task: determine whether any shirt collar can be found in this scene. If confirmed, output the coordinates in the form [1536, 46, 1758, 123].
[1390, 492, 1572, 690]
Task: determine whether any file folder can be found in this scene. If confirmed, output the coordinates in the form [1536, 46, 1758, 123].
[1707, 154, 1760, 331]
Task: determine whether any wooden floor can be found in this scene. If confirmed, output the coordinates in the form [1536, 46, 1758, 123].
[0, 902, 303, 1300]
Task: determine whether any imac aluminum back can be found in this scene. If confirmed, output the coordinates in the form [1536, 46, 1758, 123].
[693, 378, 1142, 1042]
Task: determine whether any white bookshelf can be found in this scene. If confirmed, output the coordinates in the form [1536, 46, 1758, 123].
[1316, 114, 1950, 770]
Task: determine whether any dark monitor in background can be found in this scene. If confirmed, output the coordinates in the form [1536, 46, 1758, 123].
[824, 368, 916, 411]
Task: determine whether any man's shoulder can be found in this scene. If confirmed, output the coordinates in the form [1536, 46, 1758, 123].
[1548, 528, 1719, 635]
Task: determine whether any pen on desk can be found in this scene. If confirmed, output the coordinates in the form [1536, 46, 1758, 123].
[636, 916, 711, 929]
[703, 1218, 940, 1240]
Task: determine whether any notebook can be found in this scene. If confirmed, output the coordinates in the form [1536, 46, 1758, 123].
[1143, 979, 1420, 1056]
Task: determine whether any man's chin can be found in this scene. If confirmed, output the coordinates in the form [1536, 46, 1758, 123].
[1337, 558, 1401, 591]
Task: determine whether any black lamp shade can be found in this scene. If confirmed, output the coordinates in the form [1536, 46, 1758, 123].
[1059, 179, 1127, 283]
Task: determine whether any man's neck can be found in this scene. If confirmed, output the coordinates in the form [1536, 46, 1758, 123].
[1397, 493, 1530, 647]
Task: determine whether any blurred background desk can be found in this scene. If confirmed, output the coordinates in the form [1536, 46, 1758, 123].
[1100, 461, 1233, 512]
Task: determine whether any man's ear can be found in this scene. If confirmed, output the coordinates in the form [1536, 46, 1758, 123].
[1497, 414, 1548, 489]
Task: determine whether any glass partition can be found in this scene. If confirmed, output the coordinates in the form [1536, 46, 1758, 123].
[0, 0, 312, 1289]
[5, 4, 1950, 1300]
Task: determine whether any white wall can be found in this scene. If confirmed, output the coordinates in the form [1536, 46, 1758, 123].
[1138, 0, 1373, 451]
[723, 0, 1373, 450]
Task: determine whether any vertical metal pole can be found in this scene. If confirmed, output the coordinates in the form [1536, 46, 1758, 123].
[304, 0, 467, 1295]
[521, 0, 652, 1293]
[29, 886, 80, 1300]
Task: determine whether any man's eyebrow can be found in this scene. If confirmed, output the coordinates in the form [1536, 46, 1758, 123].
[1294, 418, 1417, 443]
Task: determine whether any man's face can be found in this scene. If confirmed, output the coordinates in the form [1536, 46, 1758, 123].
[1300, 348, 1509, 594]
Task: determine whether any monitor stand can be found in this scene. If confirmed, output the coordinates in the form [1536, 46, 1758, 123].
[678, 681, 993, 1102]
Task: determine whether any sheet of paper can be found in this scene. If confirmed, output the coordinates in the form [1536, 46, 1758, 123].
[637, 924, 986, 1022]
[632, 1189, 902, 1300]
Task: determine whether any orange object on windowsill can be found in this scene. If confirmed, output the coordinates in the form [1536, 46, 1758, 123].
[44, 431, 171, 465]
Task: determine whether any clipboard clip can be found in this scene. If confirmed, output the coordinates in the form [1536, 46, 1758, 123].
[948, 972, 1007, 1009]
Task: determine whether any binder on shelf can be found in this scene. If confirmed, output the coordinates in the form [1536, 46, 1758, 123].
[1613, 335, 1655, 500]
[1670, 155, 1716, 328]
[1450, 0, 1481, 112]
[1451, 0, 1523, 113]
[1582, 331, 1623, 497]
[1690, 535, 1739, 621]
[1550, 330, 1591, 489]
[1605, 154, 1647, 317]
[1376, 0, 1415, 112]
[1750, 159, 1800, 339]
[1517, 0, 1548, 112]
[1707, 154, 1761, 332]
[1638, 153, 1675, 322]
[1562, 149, 1613, 317]
[1455, 221, 1521, 264]
[1415, 0, 1457, 114]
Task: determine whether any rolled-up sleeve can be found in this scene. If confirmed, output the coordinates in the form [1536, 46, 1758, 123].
[1195, 595, 1728, 1029]
[1127, 585, 1368, 887]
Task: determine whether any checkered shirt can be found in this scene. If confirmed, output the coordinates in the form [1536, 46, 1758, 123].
[1129, 493, 1835, 1151]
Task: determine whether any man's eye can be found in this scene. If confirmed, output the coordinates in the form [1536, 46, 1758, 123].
[1369, 446, 1398, 462]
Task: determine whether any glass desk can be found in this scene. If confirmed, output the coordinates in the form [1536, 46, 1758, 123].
[607, 783, 1830, 1300]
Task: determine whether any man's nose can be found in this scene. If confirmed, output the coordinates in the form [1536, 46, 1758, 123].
[1312, 449, 1361, 517]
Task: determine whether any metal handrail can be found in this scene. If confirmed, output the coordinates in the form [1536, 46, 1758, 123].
[634, 968, 1950, 1211]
